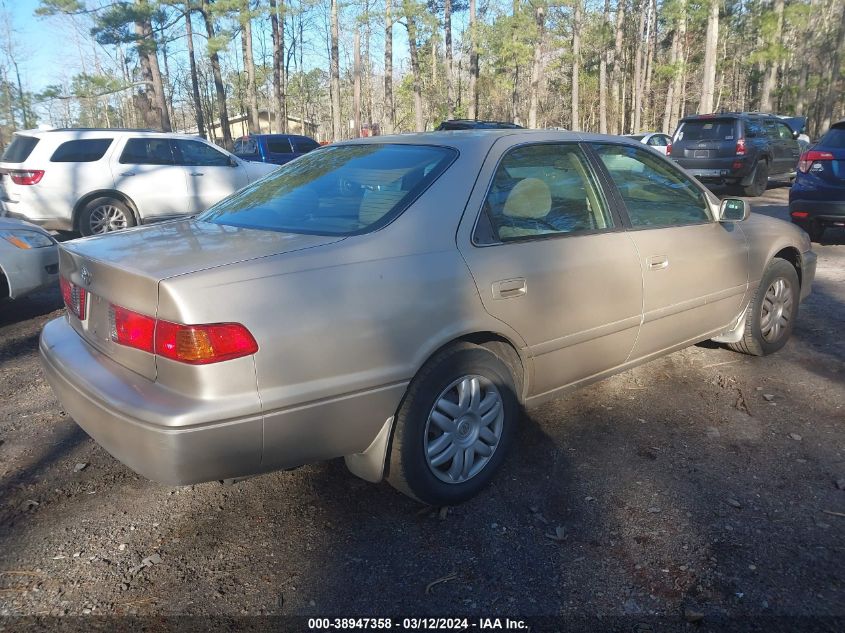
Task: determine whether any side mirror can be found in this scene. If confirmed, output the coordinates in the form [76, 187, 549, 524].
[792, 129, 800, 140]
[719, 198, 750, 222]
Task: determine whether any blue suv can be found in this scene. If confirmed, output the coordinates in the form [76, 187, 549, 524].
[789, 119, 845, 241]
[233, 134, 320, 166]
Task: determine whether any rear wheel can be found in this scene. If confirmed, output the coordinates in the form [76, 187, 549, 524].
[728, 259, 799, 356]
[78, 197, 136, 237]
[742, 160, 769, 197]
[386, 342, 519, 505]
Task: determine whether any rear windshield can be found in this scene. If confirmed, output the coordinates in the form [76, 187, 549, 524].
[200, 143, 457, 236]
[676, 119, 737, 142]
[819, 126, 845, 149]
[2, 135, 39, 162]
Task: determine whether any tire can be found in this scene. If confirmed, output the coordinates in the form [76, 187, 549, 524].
[386, 342, 520, 505]
[78, 197, 136, 237]
[727, 259, 799, 357]
[742, 160, 769, 197]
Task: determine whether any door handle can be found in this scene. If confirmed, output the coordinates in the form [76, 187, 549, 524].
[120, 171, 135, 177]
[648, 255, 669, 270]
[190, 172, 204, 177]
[492, 278, 527, 299]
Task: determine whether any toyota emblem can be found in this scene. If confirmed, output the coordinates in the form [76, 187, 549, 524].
[80, 266, 92, 287]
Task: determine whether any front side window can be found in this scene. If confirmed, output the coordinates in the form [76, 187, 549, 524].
[200, 143, 456, 236]
[234, 138, 258, 155]
[592, 143, 711, 227]
[120, 138, 174, 165]
[50, 139, 112, 162]
[480, 143, 613, 242]
[175, 139, 231, 166]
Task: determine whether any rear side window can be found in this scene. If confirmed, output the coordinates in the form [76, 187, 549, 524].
[676, 119, 737, 142]
[2, 135, 39, 162]
[480, 143, 613, 242]
[592, 143, 710, 227]
[293, 137, 319, 153]
[50, 139, 112, 162]
[267, 139, 293, 154]
[200, 144, 456, 236]
[819, 126, 845, 148]
[120, 138, 175, 165]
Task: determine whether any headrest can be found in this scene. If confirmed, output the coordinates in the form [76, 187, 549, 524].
[502, 178, 552, 220]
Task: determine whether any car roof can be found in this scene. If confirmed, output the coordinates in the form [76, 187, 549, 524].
[334, 129, 644, 151]
[15, 128, 207, 141]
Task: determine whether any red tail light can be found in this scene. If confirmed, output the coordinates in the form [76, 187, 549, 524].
[791, 211, 810, 218]
[109, 305, 155, 353]
[666, 143, 672, 156]
[60, 277, 87, 320]
[798, 150, 834, 174]
[10, 170, 44, 185]
[735, 138, 746, 156]
[108, 304, 258, 364]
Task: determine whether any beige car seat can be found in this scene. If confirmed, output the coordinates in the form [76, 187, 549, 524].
[498, 177, 552, 239]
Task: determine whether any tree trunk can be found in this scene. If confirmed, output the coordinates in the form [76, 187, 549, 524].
[599, 0, 610, 134]
[631, 0, 646, 132]
[571, 0, 581, 131]
[330, 0, 342, 140]
[135, 0, 172, 132]
[270, 0, 287, 133]
[242, 2, 259, 133]
[201, 0, 232, 148]
[528, 4, 545, 129]
[698, 0, 719, 114]
[468, 0, 479, 119]
[384, 0, 394, 134]
[820, 1, 845, 132]
[610, 0, 625, 134]
[353, 26, 361, 138]
[185, 6, 205, 138]
[405, 7, 425, 132]
[445, 0, 454, 119]
[759, 0, 784, 112]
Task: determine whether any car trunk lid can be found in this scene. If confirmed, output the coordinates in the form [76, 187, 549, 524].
[59, 220, 344, 380]
[674, 118, 740, 159]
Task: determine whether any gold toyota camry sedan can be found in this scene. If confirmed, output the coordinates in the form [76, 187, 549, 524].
[40, 130, 817, 505]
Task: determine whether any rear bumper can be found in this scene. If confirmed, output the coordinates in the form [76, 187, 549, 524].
[789, 199, 845, 222]
[674, 157, 751, 183]
[40, 317, 407, 485]
[40, 317, 264, 485]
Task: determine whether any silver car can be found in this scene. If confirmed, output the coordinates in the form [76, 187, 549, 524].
[40, 131, 817, 505]
[0, 217, 58, 300]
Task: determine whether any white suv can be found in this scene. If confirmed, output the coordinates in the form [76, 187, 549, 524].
[0, 129, 279, 235]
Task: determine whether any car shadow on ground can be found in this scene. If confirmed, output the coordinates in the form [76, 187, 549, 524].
[0, 287, 63, 329]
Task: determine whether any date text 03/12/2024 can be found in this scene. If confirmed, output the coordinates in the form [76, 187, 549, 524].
[307, 618, 529, 630]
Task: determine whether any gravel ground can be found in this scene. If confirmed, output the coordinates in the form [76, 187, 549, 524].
[0, 186, 843, 630]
